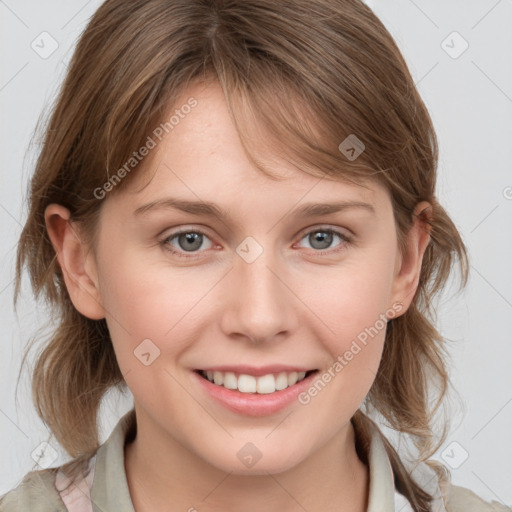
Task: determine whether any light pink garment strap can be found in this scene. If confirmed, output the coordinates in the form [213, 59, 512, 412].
[54, 455, 97, 512]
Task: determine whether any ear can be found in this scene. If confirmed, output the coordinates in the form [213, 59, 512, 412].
[389, 201, 432, 315]
[45, 204, 105, 320]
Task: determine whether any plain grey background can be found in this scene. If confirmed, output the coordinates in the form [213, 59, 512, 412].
[1, 0, 511, 505]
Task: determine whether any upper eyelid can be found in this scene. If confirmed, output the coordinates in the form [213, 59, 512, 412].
[296, 224, 351, 239]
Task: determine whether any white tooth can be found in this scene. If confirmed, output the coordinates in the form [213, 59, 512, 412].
[275, 372, 289, 391]
[206, 370, 310, 392]
[288, 372, 298, 386]
[256, 374, 276, 394]
[223, 372, 238, 390]
[238, 374, 257, 393]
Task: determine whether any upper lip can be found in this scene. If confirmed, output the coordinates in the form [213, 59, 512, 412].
[196, 365, 317, 377]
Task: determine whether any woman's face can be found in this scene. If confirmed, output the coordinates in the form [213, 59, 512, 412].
[80, 81, 422, 474]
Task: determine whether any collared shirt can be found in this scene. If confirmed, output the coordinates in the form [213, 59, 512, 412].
[1, 409, 510, 512]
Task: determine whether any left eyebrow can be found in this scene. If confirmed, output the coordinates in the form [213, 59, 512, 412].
[292, 200, 376, 218]
[133, 197, 375, 220]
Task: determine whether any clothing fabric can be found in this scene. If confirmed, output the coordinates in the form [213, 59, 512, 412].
[1, 409, 510, 512]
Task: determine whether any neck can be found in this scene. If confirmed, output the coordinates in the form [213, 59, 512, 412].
[125, 411, 369, 512]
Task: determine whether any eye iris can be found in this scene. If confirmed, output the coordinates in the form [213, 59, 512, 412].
[178, 232, 202, 251]
[173, 230, 338, 253]
[310, 231, 333, 250]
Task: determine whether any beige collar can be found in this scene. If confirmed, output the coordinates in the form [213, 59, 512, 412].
[85, 409, 410, 512]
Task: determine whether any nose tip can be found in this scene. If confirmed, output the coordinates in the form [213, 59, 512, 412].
[219, 247, 297, 343]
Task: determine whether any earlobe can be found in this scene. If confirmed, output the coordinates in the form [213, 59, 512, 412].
[389, 201, 432, 314]
[45, 204, 105, 320]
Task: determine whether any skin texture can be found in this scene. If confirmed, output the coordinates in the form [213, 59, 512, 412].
[45, 81, 431, 512]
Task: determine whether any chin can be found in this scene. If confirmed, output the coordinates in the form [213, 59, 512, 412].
[203, 444, 307, 476]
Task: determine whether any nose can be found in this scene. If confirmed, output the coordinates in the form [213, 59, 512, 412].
[219, 243, 299, 344]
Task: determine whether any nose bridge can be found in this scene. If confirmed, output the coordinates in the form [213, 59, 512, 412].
[220, 237, 297, 342]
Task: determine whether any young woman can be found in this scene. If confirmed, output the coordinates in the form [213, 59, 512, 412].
[1, 0, 509, 511]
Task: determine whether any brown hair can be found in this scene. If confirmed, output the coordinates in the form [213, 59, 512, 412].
[14, 0, 468, 509]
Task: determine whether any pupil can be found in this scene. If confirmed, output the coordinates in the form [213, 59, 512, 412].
[179, 233, 202, 251]
[311, 231, 332, 250]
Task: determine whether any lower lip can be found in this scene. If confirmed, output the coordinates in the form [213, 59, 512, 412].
[191, 370, 319, 416]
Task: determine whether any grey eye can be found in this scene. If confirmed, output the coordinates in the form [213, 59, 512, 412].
[176, 232, 205, 252]
[307, 230, 334, 250]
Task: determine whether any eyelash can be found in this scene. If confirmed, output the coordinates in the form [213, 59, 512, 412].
[159, 226, 352, 260]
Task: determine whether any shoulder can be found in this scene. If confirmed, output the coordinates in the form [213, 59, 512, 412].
[444, 483, 512, 512]
[0, 410, 135, 512]
[0, 468, 67, 512]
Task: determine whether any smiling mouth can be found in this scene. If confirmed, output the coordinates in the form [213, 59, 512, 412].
[194, 369, 318, 394]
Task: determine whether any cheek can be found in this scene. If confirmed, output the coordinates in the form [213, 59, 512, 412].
[299, 251, 396, 406]
[311, 256, 395, 346]
[300, 285, 390, 418]
[96, 247, 217, 364]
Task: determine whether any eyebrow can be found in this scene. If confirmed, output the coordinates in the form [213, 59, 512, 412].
[133, 198, 375, 220]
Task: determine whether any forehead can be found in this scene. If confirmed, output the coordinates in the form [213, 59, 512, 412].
[106, 81, 389, 218]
